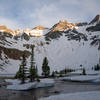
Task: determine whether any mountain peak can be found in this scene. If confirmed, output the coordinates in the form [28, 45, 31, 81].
[51, 20, 76, 32]
[33, 25, 48, 30]
[58, 20, 68, 24]
[0, 25, 7, 30]
[89, 14, 100, 24]
[0, 25, 15, 35]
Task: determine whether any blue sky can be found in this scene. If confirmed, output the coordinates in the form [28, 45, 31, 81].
[0, 0, 100, 29]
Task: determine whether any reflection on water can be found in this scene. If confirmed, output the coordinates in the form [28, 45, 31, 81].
[1, 80, 100, 100]
[8, 87, 52, 100]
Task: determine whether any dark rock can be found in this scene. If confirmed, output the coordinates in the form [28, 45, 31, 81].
[86, 22, 100, 32]
[76, 22, 88, 26]
[89, 14, 100, 24]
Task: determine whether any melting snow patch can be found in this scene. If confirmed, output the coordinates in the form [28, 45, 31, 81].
[61, 75, 100, 82]
[5, 78, 54, 90]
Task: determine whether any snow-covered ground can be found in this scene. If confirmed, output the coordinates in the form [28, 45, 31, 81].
[5, 78, 54, 90]
[61, 74, 100, 83]
[0, 23, 100, 75]
[39, 91, 100, 100]
[70, 69, 100, 75]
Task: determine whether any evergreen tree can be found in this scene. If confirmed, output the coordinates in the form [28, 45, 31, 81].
[82, 68, 86, 75]
[94, 64, 100, 71]
[15, 54, 27, 84]
[51, 71, 55, 77]
[64, 68, 67, 74]
[35, 65, 38, 77]
[29, 45, 38, 82]
[15, 65, 22, 79]
[42, 57, 50, 77]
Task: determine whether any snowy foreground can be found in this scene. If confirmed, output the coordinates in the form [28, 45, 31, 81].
[39, 91, 100, 100]
[61, 74, 100, 83]
[5, 79, 54, 90]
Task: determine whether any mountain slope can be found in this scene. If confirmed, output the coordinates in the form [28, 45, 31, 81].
[89, 14, 100, 24]
[0, 15, 100, 75]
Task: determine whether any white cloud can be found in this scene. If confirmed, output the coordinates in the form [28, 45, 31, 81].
[0, 17, 22, 29]
[0, 0, 100, 29]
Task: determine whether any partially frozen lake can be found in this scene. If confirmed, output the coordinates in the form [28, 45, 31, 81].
[0, 79, 100, 100]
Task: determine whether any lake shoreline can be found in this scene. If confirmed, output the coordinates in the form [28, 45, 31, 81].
[0, 78, 100, 100]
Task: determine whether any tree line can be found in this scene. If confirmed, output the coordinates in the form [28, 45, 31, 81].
[15, 45, 50, 84]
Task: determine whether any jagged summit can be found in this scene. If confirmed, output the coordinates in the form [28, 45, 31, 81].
[51, 20, 76, 32]
[0, 25, 15, 35]
[0, 14, 100, 37]
[89, 14, 100, 24]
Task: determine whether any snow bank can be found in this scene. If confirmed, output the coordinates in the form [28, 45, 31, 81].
[39, 91, 100, 100]
[5, 78, 54, 90]
[70, 70, 82, 74]
[6, 79, 21, 84]
[70, 70, 100, 75]
[61, 75, 100, 82]
[7, 82, 37, 90]
[86, 70, 100, 75]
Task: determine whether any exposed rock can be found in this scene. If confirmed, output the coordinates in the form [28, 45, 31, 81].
[45, 20, 87, 41]
[86, 22, 100, 32]
[89, 14, 100, 24]
[51, 20, 76, 32]
[90, 39, 100, 50]
[0, 25, 15, 35]
[76, 22, 88, 26]
[0, 25, 7, 30]
[0, 46, 31, 60]
[45, 31, 63, 41]
[14, 29, 23, 35]
[65, 29, 88, 41]
[45, 20, 76, 40]
[21, 33, 30, 41]
[23, 28, 30, 35]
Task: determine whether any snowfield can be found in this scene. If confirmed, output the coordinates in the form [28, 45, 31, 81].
[5, 78, 54, 90]
[0, 22, 100, 75]
[39, 91, 100, 100]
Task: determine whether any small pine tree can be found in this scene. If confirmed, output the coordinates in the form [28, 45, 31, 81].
[82, 68, 86, 75]
[55, 70, 59, 74]
[42, 57, 50, 77]
[29, 45, 38, 82]
[94, 64, 100, 71]
[15, 65, 22, 79]
[51, 71, 55, 77]
[15, 54, 27, 84]
[80, 64, 82, 67]
[35, 65, 38, 77]
[59, 71, 63, 77]
[64, 68, 67, 74]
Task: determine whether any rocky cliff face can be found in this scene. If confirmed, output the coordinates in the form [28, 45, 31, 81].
[76, 22, 88, 26]
[0, 46, 30, 60]
[86, 22, 100, 32]
[89, 14, 100, 24]
[86, 14, 100, 32]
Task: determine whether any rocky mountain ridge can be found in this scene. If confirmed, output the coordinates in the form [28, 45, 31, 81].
[0, 14, 100, 75]
[89, 14, 100, 24]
